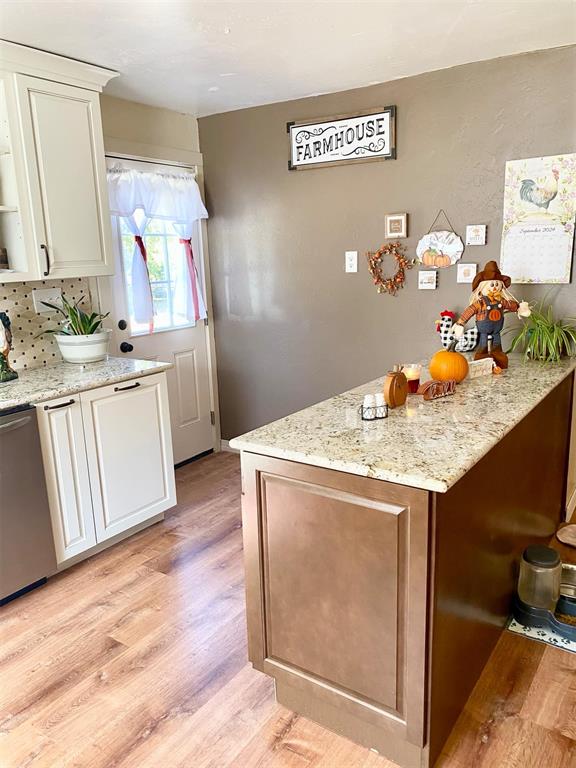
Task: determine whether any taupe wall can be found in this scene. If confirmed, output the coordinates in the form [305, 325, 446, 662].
[101, 94, 200, 151]
[199, 47, 576, 440]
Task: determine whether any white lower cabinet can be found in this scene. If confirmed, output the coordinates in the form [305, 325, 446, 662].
[37, 395, 97, 563]
[38, 373, 176, 565]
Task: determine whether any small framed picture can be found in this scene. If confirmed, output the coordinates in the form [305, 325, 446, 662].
[418, 270, 438, 290]
[385, 213, 408, 239]
[465, 224, 486, 246]
[457, 263, 478, 284]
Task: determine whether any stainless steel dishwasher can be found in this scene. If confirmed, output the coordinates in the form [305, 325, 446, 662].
[0, 404, 56, 604]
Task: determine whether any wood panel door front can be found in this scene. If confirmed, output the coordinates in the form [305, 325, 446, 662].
[241, 454, 430, 744]
[37, 395, 97, 563]
[81, 373, 176, 542]
[15, 75, 113, 278]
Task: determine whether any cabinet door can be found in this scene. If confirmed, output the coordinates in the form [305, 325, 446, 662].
[37, 395, 97, 563]
[0, 70, 40, 281]
[15, 74, 113, 278]
[241, 453, 429, 747]
[81, 373, 176, 542]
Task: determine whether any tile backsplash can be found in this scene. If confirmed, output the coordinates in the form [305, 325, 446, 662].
[0, 278, 93, 370]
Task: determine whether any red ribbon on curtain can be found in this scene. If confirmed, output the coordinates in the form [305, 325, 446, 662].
[134, 235, 154, 333]
[179, 238, 201, 322]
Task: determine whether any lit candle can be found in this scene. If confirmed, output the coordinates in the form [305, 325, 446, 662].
[402, 364, 421, 394]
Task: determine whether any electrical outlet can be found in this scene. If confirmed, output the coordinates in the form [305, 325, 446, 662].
[345, 251, 358, 273]
[32, 287, 63, 315]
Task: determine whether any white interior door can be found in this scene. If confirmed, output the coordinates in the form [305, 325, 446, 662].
[97, 161, 215, 465]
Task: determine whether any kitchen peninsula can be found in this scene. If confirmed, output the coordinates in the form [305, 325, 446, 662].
[231, 358, 575, 768]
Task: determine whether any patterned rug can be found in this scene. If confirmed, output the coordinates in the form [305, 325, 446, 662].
[507, 617, 576, 653]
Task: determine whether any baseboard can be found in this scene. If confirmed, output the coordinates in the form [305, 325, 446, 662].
[221, 439, 239, 453]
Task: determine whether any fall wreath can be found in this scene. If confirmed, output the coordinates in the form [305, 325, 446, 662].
[366, 242, 414, 296]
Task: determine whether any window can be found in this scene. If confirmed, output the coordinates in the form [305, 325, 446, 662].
[117, 210, 196, 335]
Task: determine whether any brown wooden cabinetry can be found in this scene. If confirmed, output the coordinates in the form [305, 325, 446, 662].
[239, 376, 573, 768]
[242, 454, 429, 766]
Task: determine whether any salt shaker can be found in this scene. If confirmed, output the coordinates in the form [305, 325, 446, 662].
[361, 394, 376, 420]
[375, 393, 388, 419]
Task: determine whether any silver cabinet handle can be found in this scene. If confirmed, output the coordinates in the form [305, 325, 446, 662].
[40, 243, 50, 276]
[114, 381, 140, 393]
[44, 398, 75, 411]
[0, 416, 31, 432]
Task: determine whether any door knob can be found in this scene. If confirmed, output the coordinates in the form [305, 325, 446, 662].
[118, 319, 128, 330]
[120, 341, 134, 353]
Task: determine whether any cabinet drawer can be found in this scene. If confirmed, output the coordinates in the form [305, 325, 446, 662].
[80, 373, 176, 542]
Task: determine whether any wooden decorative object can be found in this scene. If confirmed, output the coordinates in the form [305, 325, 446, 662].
[366, 242, 414, 296]
[383, 365, 408, 408]
[417, 379, 456, 400]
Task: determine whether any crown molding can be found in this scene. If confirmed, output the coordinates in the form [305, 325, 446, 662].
[0, 40, 118, 91]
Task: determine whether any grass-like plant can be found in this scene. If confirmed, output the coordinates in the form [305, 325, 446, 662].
[507, 300, 576, 362]
[40, 293, 109, 336]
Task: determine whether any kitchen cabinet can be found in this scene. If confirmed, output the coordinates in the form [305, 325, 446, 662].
[37, 395, 97, 562]
[234, 365, 574, 768]
[81, 374, 176, 542]
[15, 76, 114, 278]
[0, 41, 117, 282]
[37, 372, 176, 565]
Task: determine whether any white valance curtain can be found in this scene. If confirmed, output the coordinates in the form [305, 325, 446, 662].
[107, 166, 209, 328]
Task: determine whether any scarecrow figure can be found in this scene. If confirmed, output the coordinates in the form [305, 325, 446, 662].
[453, 260, 531, 369]
[0, 312, 18, 383]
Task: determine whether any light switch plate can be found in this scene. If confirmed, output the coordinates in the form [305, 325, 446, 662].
[32, 287, 63, 315]
[345, 251, 358, 273]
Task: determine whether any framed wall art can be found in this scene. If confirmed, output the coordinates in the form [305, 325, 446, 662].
[287, 107, 396, 170]
[385, 213, 408, 239]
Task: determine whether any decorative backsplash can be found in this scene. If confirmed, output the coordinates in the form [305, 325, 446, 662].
[0, 278, 93, 370]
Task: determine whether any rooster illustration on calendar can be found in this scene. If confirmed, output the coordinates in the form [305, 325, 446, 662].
[500, 153, 576, 284]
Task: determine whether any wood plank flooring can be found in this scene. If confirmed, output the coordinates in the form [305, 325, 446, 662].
[1, 451, 575, 768]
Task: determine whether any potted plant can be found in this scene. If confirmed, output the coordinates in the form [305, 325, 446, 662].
[40, 294, 111, 364]
[507, 300, 576, 363]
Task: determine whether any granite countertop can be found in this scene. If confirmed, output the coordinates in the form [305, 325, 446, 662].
[0, 357, 172, 411]
[230, 355, 576, 493]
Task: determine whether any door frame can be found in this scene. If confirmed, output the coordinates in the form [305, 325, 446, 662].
[91, 136, 221, 454]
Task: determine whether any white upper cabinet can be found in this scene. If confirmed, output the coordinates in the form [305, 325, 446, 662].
[0, 42, 117, 281]
[15, 76, 114, 278]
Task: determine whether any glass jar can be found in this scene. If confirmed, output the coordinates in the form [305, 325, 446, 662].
[518, 545, 562, 611]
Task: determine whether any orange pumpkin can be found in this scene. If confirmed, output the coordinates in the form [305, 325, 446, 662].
[429, 348, 469, 383]
[434, 253, 451, 268]
[422, 249, 437, 266]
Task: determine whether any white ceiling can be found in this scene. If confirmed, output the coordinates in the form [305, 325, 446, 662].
[0, 1, 574, 117]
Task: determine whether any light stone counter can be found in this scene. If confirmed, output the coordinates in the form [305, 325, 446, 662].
[0, 357, 172, 411]
[230, 355, 576, 493]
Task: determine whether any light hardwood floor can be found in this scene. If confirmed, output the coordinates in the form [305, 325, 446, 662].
[1, 452, 575, 767]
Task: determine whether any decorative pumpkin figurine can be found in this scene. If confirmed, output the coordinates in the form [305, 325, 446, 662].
[0, 312, 18, 383]
[429, 345, 469, 383]
[383, 365, 408, 408]
[453, 260, 531, 369]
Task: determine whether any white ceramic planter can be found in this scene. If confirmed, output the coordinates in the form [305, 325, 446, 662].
[55, 329, 111, 364]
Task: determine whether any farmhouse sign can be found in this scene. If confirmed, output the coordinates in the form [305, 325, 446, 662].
[287, 107, 396, 170]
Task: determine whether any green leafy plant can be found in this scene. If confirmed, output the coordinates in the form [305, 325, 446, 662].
[507, 300, 576, 362]
[39, 293, 109, 336]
